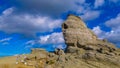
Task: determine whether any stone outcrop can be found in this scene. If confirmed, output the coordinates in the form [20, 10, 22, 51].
[62, 14, 117, 54]
[62, 15, 97, 46]
[24, 48, 48, 67]
[60, 14, 120, 68]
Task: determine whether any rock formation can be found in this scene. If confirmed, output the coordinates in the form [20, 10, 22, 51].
[62, 14, 117, 54]
[61, 14, 120, 68]
[62, 14, 97, 46]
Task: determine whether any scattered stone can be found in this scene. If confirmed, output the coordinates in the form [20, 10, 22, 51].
[66, 46, 79, 53]
[82, 52, 95, 60]
[55, 48, 65, 56]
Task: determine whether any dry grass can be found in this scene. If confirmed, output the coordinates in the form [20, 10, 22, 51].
[0, 64, 34, 68]
[0, 56, 34, 68]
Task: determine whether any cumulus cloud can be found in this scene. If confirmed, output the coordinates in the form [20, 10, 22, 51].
[39, 32, 64, 44]
[39, 32, 65, 49]
[92, 26, 105, 39]
[0, 8, 63, 36]
[94, 0, 105, 8]
[24, 32, 65, 49]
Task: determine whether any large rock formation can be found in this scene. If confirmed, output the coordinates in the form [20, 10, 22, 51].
[62, 14, 97, 46]
[60, 15, 120, 68]
[62, 14, 117, 54]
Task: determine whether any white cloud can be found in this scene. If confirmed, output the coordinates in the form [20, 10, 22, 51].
[24, 32, 65, 49]
[0, 37, 12, 43]
[94, 0, 105, 8]
[39, 32, 64, 44]
[25, 40, 35, 45]
[53, 44, 66, 49]
[92, 26, 101, 35]
[39, 35, 50, 44]
[0, 8, 63, 36]
[0, 37, 12, 45]
[92, 26, 107, 40]
[92, 26, 103, 37]
[25, 40, 36, 49]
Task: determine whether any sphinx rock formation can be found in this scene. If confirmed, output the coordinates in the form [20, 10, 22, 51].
[61, 15, 120, 68]
[62, 14, 117, 54]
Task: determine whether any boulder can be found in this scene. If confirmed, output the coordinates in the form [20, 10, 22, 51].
[55, 48, 65, 55]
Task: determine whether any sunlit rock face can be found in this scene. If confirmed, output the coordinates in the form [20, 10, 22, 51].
[62, 15, 97, 47]
[62, 14, 117, 53]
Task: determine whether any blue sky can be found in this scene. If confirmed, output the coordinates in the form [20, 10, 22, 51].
[0, 0, 120, 56]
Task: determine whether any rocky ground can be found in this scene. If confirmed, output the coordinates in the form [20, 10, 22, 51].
[0, 15, 120, 68]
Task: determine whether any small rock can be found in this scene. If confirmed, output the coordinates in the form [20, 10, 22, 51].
[66, 46, 78, 53]
[82, 52, 95, 59]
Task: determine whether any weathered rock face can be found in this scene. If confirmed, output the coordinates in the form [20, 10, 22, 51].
[62, 14, 97, 47]
[62, 14, 117, 53]
[59, 15, 120, 68]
